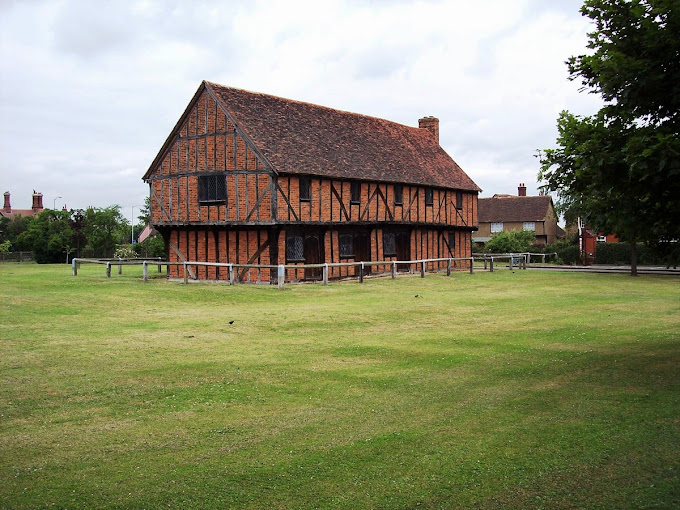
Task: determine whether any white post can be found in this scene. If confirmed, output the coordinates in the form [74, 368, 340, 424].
[278, 264, 285, 289]
[143, 261, 148, 281]
[323, 263, 328, 286]
[72, 258, 77, 276]
[228, 264, 234, 285]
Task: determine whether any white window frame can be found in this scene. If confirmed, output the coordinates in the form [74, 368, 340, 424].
[490, 222, 503, 233]
[523, 222, 536, 232]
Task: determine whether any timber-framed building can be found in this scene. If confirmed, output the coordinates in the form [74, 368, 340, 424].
[143, 81, 480, 283]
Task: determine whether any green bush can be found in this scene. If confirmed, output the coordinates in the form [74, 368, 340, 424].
[485, 230, 535, 253]
[544, 236, 580, 265]
[595, 242, 666, 265]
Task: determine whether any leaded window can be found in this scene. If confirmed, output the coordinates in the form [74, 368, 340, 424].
[198, 174, 226, 203]
[383, 233, 396, 256]
[491, 222, 503, 233]
[286, 236, 304, 262]
[300, 177, 311, 202]
[339, 234, 354, 257]
[523, 222, 535, 232]
[456, 191, 463, 210]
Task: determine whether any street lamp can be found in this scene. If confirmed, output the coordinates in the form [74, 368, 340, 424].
[53, 196, 62, 210]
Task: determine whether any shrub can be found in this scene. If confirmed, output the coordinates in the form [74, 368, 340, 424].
[544, 236, 580, 265]
[485, 230, 535, 254]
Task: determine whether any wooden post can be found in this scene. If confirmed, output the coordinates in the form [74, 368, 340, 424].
[542, 254, 546, 264]
[229, 264, 234, 285]
[183, 262, 188, 284]
[469, 258, 474, 274]
[490, 258, 494, 272]
[391, 261, 396, 279]
[166, 263, 170, 276]
[420, 261, 425, 278]
[447, 258, 451, 276]
[359, 262, 364, 283]
[323, 264, 328, 286]
[484, 256, 487, 270]
[118, 260, 122, 275]
[72, 259, 77, 276]
[143, 261, 148, 281]
[278, 264, 285, 289]
[106, 262, 111, 278]
[509, 255, 514, 270]
[157, 258, 162, 273]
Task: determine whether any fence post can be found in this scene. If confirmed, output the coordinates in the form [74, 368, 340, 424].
[183, 262, 188, 284]
[323, 263, 328, 286]
[118, 259, 123, 275]
[522, 256, 527, 270]
[509, 255, 514, 270]
[359, 262, 364, 283]
[469, 257, 474, 274]
[157, 258, 162, 273]
[447, 258, 451, 276]
[278, 264, 285, 289]
[228, 264, 234, 285]
[420, 261, 425, 278]
[490, 258, 494, 272]
[106, 262, 111, 278]
[143, 261, 148, 281]
[391, 261, 396, 279]
[72, 258, 77, 276]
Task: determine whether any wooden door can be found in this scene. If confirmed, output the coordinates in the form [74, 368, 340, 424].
[353, 234, 371, 275]
[396, 232, 410, 272]
[304, 236, 321, 280]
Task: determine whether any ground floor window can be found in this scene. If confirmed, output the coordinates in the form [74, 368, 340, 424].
[286, 236, 304, 262]
[383, 232, 396, 256]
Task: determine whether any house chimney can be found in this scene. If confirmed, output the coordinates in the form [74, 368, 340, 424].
[3, 192, 10, 213]
[418, 116, 439, 143]
[32, 191, 43, 212]
[518, 183, 527, 197]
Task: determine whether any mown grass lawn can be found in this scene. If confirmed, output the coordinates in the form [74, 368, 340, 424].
[1, 263, 678, 509]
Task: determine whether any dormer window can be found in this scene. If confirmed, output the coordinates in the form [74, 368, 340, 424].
[425, 188, 434, 206]
[350, 182, 360, 204]
[300, 177, 311, 202]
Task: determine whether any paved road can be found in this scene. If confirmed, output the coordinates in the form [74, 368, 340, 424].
[525, 264, 680, 276]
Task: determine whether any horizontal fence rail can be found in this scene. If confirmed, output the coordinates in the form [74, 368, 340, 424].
[72, 256, 480, 287]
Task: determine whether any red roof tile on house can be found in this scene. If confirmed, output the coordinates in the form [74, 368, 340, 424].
[169, 82, 479, 191]
[478, 195, 554, 223]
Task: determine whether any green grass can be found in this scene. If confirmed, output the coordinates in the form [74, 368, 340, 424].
[1, 263, 678, 509]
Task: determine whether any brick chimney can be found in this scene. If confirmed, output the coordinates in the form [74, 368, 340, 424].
[518, 183, 527, 197]
[32, 191, 43, 213]
[3, 192, 10, 214]
[418, 116, 439, 143]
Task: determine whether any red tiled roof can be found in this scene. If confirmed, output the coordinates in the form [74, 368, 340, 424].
[197, 82, 479, 191]
[478, 195, 554, 223]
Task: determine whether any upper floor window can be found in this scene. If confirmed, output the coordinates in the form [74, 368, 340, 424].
[425, 188, 434, 206]
[350, 182, 360, 204]
[299, 177, 311, 202]
[523, 222, 536, 232]
[491, 222, 503, 233]
[394, 185, 403, 206]
[198, 174, 226, 204]
[456, 191, 463, 210]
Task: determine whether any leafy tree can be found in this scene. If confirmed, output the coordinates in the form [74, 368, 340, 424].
[1, 214, 33, 250]
[83, 206, 128, 258]
[17, 210, 74, 263]
[538, 0, 680, 275]
[485, 230, 536, 254]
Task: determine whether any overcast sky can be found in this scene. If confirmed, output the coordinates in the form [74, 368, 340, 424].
[0, 0, 602, 215]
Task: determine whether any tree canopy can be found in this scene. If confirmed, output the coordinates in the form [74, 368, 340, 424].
[539, 0, 680, 274]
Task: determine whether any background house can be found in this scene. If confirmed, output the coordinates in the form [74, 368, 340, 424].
[143, 81, 480, 283]
[1, 191, 44, 219]
[474, 184, 560, 247]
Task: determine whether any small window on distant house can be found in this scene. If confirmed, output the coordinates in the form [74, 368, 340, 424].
[597, 235, 607, 242]
[383, 233, 396, 256]
[286, 236, 304, 262]
[425, 188, 434, 206]
[394, 185, 403, 206]
[491, 222, 503, 233]
[339, 234, 354, 258]
[350, 182, 360, 204]
[523, 222, 535, 232]
[456, 191, 463, 210]
[198, 174, 226, 203]
[299, 177, 311, 202]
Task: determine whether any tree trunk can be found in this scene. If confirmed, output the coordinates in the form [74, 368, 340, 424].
[630, 241, 638, 277]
